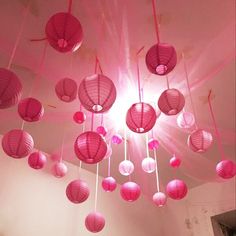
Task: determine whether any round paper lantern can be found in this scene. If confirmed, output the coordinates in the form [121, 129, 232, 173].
[51, 162, 68, 178]
[28, 151, 47, 169]
[153, 192, 167, 207]
[169, 156, 181, 168]
[145, 43, 177, 76]
[158, 89, 185, 116]
[66, 179, 90, 203]
[120, 181, 141, 202]
[148, 138, 159, 150]
[74, 131, 107, 164]
[142, 157, 156, 173]
[96, 126, 107, 137]
[0, 68, 22, 109]
[2, 129, 34, 158]
[166, 179, 188, 200]
[102, 177, 117, 192]
[119, 160, 134, 176]
[177, 111, 195, 129]
[188, 129, 213, 153]
[85, 212, 105, 233]
[18, 97, 44, 122]
[216, 160, 236, 179]
[73, 111, 86, 124]
[104, 144, 112, 160]
[126, 102, 157, 133]
[45, 12, 83, 53]
[111, 134, 122, 144]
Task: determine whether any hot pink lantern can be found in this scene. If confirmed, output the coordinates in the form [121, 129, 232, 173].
[18, 97, 44, 122]
[126, 102, 157, 133]
[111, 134, 122, 144]
[66, 179, 90, 204]
[0, 68, 22, 109]
[73, 111, 86, 124]
[142, 157, 156, 173]
[85, 212, 105, 233]
[169, 156, 181, 168]
[2, 129, 34, 158]
[45, 12, 83, 53]
[96, 126, 107, 137]
[158, 89, 185, 116]
[51, 162, 68, 178]
[188, 129, 213, 153]
[119, 160, 134, 176]
[102, 177, 117, 192]
[74, 131, 107, 164]
[120, 181, 141, 202]
[148, 138, 159, 150]
[153, 192, 167, 207]
[166, 179, 188, 200]
[28, 151, 47, 169]
[177, 112, 195, 129]
[216, 160, 236, 179]
[78, 74, 116, 113]
[145, 43, 177, 76]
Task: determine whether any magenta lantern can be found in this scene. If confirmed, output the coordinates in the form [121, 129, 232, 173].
[45, 12, 83, 53]
[74, 131, 107, 164]
[111, 134, 122, 144]
[188, 129, 213, 153]
[102, 177, 117, 192]
[104, 144, 112, 160]
[96, 126, 107, 137]
[73, 111, 86, 124]
[0, 68, 22, 109]
[166, 179, 188, 200]
[169, 156, 181, 168]
[216, 160, 236, 179]
[51, 162, 68, 178]
[148, 138, 159, 150]
[119, 160, 134, 176]
[85, 212, 105, 233]
[145, 43, 177, 76]
[142, 157, 156, 173]
[120, 181, 141, 202]
[28, 151, 47, 169]
[153, 192, 167, 207]
[126, 102, 157, 133]
[177, 111, 195, 129]
[2, 129, 34, 158]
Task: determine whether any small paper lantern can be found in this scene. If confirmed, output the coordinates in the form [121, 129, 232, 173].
[188, 129, 213, 153]
[73, 111, 86, 124]
[102, 177, 117, 192]
[177, 112, 195, 129]
[145, 43, 177, 76]
[158, 89, 185, 116]
[153, 192, 167, 207]
[104, 144, 112, 160]
[96, 126, 107, 137]
[0, 68, 22, 109]
[141, 157, 156, 173]
[216, 160, 236, 179]
[45, 12, 83, 53]
[74, 131, 107, 164]
[166, 179, 188, 200]
[78, 74, 116, 113]
[169, 156, 181, 168]
[28, 151, 47, 169]
[111, 134, 122, 144]
[148, 138, 159, 150]
[120, 181, 141, 202]
[51, 162, 68, 178]
[66, 179, 90, 204]
[2, 129, 34, 158]
[126, 102, 157, 133]
[119, 160, 134, 176]
[85, 212, 105, 233]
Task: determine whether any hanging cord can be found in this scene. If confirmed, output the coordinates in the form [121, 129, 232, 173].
[146, 134, 149, 157]
[78, 161, 82, 178]
[124, 126, 127, 161]
[154, 150, 160, 192]
[68, 0, 73, 14]
[91, 112, 94, 131]
[108, 155, 111, 177]
[60, 131, 66, 163]
[101, 113, 104, 126]
[166, 75, 170, 89]
[151, 0, 160, 44]
[95, 56, 103, 74]
[94, 163, 99, 212]
[136, 46, 145, 103]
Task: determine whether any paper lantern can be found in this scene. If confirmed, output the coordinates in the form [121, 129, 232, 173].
[142, 157, 156, 173]
[119, 160, 134, 176]
[78, 74, 116, 113]
[45, 12, 83, 53]
[18, 97, 44, 122]
[66, 179, 90, 204]
[126, 102, 157, 133]
[73, 111, 86, 124]
[145, 43, 177, 76]
[96, 126, 107, 137]
[177, 112, 195, 129]
[2, 129, 34, 158]
[188, 129, 213, 153]
[120, 181, 141, 202]
[166, 179, 188, 200]
[158, 89, 185, 116]
[102, 177, 117, 192]
[51, 162, 68, 178]
[85, 212, 105, 233]
[148, 138, 159, 150]
[153, 192, 167, 207]
[0, 68, 22, 109]
[74, 131, 107, 164]
[216, 160, 236, 179]
[169, 156, 181, 168]
[104, 144, 112, 160]
[111, 134, 122, 144]
[28, 151, 47, 169]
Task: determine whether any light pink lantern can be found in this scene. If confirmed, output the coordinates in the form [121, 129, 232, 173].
[96, 126, 107, 137]
[28, 151, 47, 169]
[142, 157, 156, 173]
[153, 192, 167, 207]
[148, 138, 159, 150]
[166, 179, 188, 200]
[177, 112, 195, 129]
[216, 160, 236, 179]
[119, 160, 134, 176]
[51, 162, 68, 178]
[169, 156, 181, 168]
[102, 177, 117, 192]
[111, 134, 122, 144]
[73, 111, 86, 124]
[120, 181, 141, 202]
[85, 212, 105, 233]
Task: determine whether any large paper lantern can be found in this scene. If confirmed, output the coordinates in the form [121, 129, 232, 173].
[119, 160, 134, 176]
[111, 134, 122, 144]
[216, 160, 236, 179]
[188, 129, 213, 153]
[126, 102, 157, 133]
[51, 162, 68, 178]
[96, 126, 107, 137]
[120, 181, 141, 202]
[74, 131, 107, 164]
[153, 192, 167, 207]
[166, 179, 188, 200]
[28, 151, 47, 169]
[141, 157, 156, 173]
[73, 111, 86, 124]
[0, 68, 22, 109]
[158, 89, 185, 116]
[2, 129, 34, 158]
[145, 43, 177, 76]
[148, 138, 159, 150]
[78, 74, 116, 113]
[45, 12, 83, 53]
[177, 112, 195, 129]
[169, 156, 181, 168]
[102, 177, 117, 192]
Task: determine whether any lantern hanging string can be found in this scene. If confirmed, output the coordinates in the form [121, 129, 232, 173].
[166, 75, 170, 89]
[154, 149, 160, 192]
[95, 56, 103, 74]
[68, 0, 73, 14]
[101, 113, 104, 126]
[60, 131, 66, 163]
[136, 46, 145, 103]
[124, 126, 127, 161]
[91, 112, 94, 131]
[78, 161, 82, 178]
[79, 103, 82, 111]
[108, 155, 111, 177]
[146, 134, 149, 157]
[151, 0, 160, 44]
[94, 163, 99, 211]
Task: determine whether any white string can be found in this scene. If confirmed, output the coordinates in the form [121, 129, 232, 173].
[146, 134, 149, 157]
[154, 150, 160, 192]
[124, 126, 127, 161]
[94, 163, 99, 212]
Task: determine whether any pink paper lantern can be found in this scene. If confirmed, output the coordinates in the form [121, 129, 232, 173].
[66, 179, 90, 204]
[166, 179, 188, 200]
[119, 160, 134, 176]
[102, 177, 117, 192]
[18, 97, 44, 122]
[188, 129, 213, 153]
[126, 102, 157, 133]
[148, 138, 159, 150]
[28, 151, 47, 169]
[85, 212, 105, 233]
[96, 126, 107, 137]
[158, 89, 185, 116]
[145, 43, 177, 76]
[120, 181, 141, 202]
[2, 129, 34, 158]
[78, 74, 116, 113]
[177, 112, 195, 129]
[153, 192, 167, 207]
[51, 162, 68, 178]
[111, 134, 122, 144]
[45, 12, 83, 53]
[0, 68, 22, 109]
[216, 160, 236, 179]
[141, 157, 156, 173]
[169, 156, 181, 168]
[73, 111, 86, 124]
[74, 131, 107, 164]
[104, 144, 112, 160]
